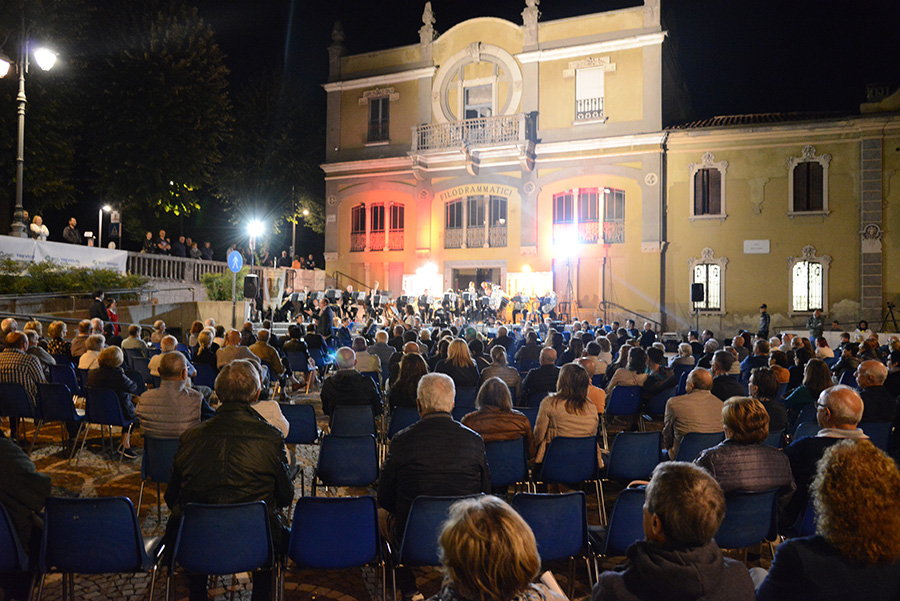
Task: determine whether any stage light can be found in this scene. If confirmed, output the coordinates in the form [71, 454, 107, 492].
[522, 264, 532, 273]
[247, 220, 265, 238]
[554, 234, 578, 259]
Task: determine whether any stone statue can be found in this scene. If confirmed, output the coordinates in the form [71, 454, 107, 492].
[522, 0, 540, 46]
[328, 21, 346, 82]
[420, 2, 436, 45]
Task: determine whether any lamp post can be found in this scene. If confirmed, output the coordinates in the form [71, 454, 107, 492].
[0, 31, 58, 237]
[291, 208, 309, 259]
[97, 204, 111, 248]
[247, 219, 264, 268]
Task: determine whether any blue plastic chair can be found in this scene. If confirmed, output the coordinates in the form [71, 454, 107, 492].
[793, 404, 818, 432]
[764, 429, 784, 448]
[35, 383, 84, 459]
[123, 370, 146, 396]
[645, 386, 676, 416]
[538, 436, 603, 524]
[838, 370, 858, 389]
[387, 406, 420, 439]
[601, 385, 643, 448]
[715, 489, 778, 550]
[451, 404, 476, 421]
[861, 421, 892, 452]
[518, 359, 540, 377]
[175, 343, 192, 359]
[50, 353, 73, 367]
[606, 431, 660, 483]
[454, 386, 477, 408]
[823, 356, 838, 368]
[193, 363, 217, 389]
[511, 492, 590, 595]
[313, 435, 379, 495]
[514, 406, 539, 430]
[0, 382, 39, 453]
[522, 389, 549, 408]
[591, 486, 646, 567]
[676, 370, 689, 396]
[485, 438, 530, 489]
[591, 373, 605, 389]
[285, 496, 384, 601]
[330, 405, 376, 436]
[309, 348, 334, 375]
[792, 498, 817, 537]
[279, 403, 320, 495]
[137, 437, 180, 520]
[793, 421, 821, 440]
[76, 388, 137, 470]
[674, 431, 725, 463]
[49, 364, 84, 396]
[773, 383, 788, 404]
[36, 497, 162, 601]
[0, 502, 27, 572]
[284, 351, 311, 376]
[131, 357, 152, 388]
[169, 501, 273, 599]
[360, 371, 382, 393]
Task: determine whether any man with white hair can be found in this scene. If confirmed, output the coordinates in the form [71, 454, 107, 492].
[662, 368, 723, 458]
[378, 372, 490, 600]
[150, 320, 166, 344]
[367, 329, 395, 368]
[856, 360, 897, 423]
[782, 385, 868, 531]
[0, 318, 17, 351]
[70, 319, 92, 358]
[319, 347, 382, 417]
[136, 351, 205, 438]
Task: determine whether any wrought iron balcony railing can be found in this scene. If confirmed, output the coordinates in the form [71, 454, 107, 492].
[412, 112, 536, 152]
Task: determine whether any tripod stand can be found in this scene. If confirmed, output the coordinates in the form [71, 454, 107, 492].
[881, 302, 899, 333]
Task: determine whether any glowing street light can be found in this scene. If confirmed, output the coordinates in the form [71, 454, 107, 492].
[0, 37, 59, 237]
[97, 204, 112, 248]
[247, 219, 265, 267]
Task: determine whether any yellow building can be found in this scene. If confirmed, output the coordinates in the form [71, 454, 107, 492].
[321, 1, 900, 334]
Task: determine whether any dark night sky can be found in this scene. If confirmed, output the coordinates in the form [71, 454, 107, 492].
[196, 0, 900, 123]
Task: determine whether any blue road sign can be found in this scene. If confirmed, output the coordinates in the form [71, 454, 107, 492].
[227, 250, 243, 273]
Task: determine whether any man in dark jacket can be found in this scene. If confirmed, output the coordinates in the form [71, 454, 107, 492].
[165, 359, 292, 601]
[710, 350, 746, 402]
[320, 347, 382, 417]
[592, 462, 754, 601]
[88, 290, 110, 321]
[522, 347, 560, 404]
[378, 372, 491, 599]
[316, 298, 335, 346]
[856, 360, 898, 423]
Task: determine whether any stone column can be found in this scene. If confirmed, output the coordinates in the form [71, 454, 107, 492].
[859, 138, 883, 324]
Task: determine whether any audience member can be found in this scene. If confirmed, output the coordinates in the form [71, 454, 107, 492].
[592, 462, 754, 601]
[352, 336, 381, 373]
[435, 338, 480, 389]
[86, 346, 138, 458]
[46, 320, 71, 358]
[748, 366, 789, 433]
[319, 347, 382, 417]
[710, 350, 745, 402]
[663, 369, 723, 458]
[216, 330, 263, 372]
[856, 360, 897, 423]
[756, 440, 900, 600]
[24, 329, 55, 372]
[605, 346, 649, 396]
[150, 320, 166, 344]
[70, 319, 92, 358]
[122, 324, 149, 356]
[462, 377, 536, 461]
[165, 360, 292, 601]
[77, 334, 106, 370]
[136, 351, 205, 439]
[576, 356, 606, 414]
[479, 346, 522, 402]
[521, 347, 560, 403]
[0, 332, 46, 442]
[378, 373, 490, 600]
[389, 353, 429, 410]
[534, 363, 600, 464]
[515, 330, 542, 365]
[783, 358, 833, 425]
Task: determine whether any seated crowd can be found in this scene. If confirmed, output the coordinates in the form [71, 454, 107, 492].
[4, 310, 900, 601]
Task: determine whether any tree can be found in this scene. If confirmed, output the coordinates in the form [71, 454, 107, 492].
[84, 0, 231, 236]
[215, 71, 325, 237]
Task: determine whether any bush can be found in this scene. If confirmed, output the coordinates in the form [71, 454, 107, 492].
[0, 259, 147, 295]
[201, 267, 248, 301]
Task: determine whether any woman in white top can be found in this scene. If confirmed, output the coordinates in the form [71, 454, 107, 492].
[77, 334, 106, 370]
[29, 215, 49, 241]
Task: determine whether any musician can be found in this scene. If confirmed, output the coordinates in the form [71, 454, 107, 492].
[341, 285, 358, 321]
[417, 289, 433, 322]
[316, 298, 335, 346]
[511, 290, 528, 325]
[404, 304, 417, 329]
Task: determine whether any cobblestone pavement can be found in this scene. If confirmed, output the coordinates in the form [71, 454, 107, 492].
[18, 388, 597, 601]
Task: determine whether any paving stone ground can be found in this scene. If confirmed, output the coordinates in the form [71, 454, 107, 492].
[16, 387, 601, 601]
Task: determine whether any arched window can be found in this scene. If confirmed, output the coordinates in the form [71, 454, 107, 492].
[788, 245, 831, 315]
[688, 152, 728, 219]
[688, 248, 728, 314]
[787, 145, 831, 216]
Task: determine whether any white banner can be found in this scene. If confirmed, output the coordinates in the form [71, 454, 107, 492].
[0, 235, 128, 273]
[263, 268, 286, 313]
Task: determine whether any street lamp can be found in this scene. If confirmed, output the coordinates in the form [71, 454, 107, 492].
[247, 219, 264, 267]
[291, 207, 310, 259]
[0, 34, 58, 238]
[97, 205, 111, 248]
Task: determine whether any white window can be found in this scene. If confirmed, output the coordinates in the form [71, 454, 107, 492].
[788, 245, 832, 316]
[688, 248, 728, 315]
[368, 97, 390, 142]
[575, 67, 604, 122]
[688, 152, 728, 220]
[787, 145, 831, 216]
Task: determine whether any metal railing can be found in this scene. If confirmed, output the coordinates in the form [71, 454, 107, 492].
[412, 112, 536, 152]
[466, 228, 485, 248]
[488, 226, 507, 248]
[575, 97, 604, 121]
[445, 228, 463, 249]
[600, 300, 662, 329]
[602, 219, 625, 244]
[388, 229, 404, 251]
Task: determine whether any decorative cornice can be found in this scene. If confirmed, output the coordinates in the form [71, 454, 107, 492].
[535, 132, 667, 155]
[323, 67, 436, 92]
[516, 31, 666, 64]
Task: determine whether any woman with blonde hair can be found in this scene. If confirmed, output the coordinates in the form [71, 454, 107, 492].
[435, 338, 480, 388]
[47, 320, 71, 358]
[756, 440, 900, 599]
[534, 363, 599, 464]
[432, 496, 565, 601]
[77, 334, 106, 370]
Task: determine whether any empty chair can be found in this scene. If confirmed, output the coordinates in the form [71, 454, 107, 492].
[714, 489, 778, 551]
[521, 389, 549, 408]
[283, 496, 384, 601]
[454, 386, 477, 408]
[35, 383, 84, 459]
[793, 421, 821, 440]
[168, 501, 274, 600]
[838, 370, 858, 389]
[676, 370, 689, 396]
[313, 435, 379, 495]
[309, 348, 333, 375]
[602, 385, 643, 448]
[50, 353, 73, 367]
[35, 497, 162, 601]
[602, 432, 661, 524]
[387, 406, 420, 439]
[0, 382, 40, 453]
[330, 405, 376, 436]
[591, 373, 605, 389]
[518, 359, 540, 377]
[645, 386, 676, 417]
[511, 492, 590, 596]
[537, 436, 603, 524]
[193, 363, 217, 389]
[137, 437, 180, 520]
[674, 431, 725, 463]
[48, 364, 83, 397]
[764, 429, 784, 449]
[280, 403, 320, 495]
[591, 486, 646, 570]
[860, 421, 892, 452]
[131, 357, 152, 388]
[793, 404, 818, 431]
[485, 438, 530, 490]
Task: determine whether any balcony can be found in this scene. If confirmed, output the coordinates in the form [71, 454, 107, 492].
[350, 232, 366, 252]
[466, 228, 485, 248]
[575, 97, 604, 122]
[445, 228, 463, 249]
[369, 230, 385, 251]
[602, 219, 625, 244]
[412, 112, 536, 152]
[489, 225, 507, 248]
[388, 229, 404, 250]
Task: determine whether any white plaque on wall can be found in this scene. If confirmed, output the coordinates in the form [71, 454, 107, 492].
[743, 239, 770, 254]
[326, 215, 336, 223]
